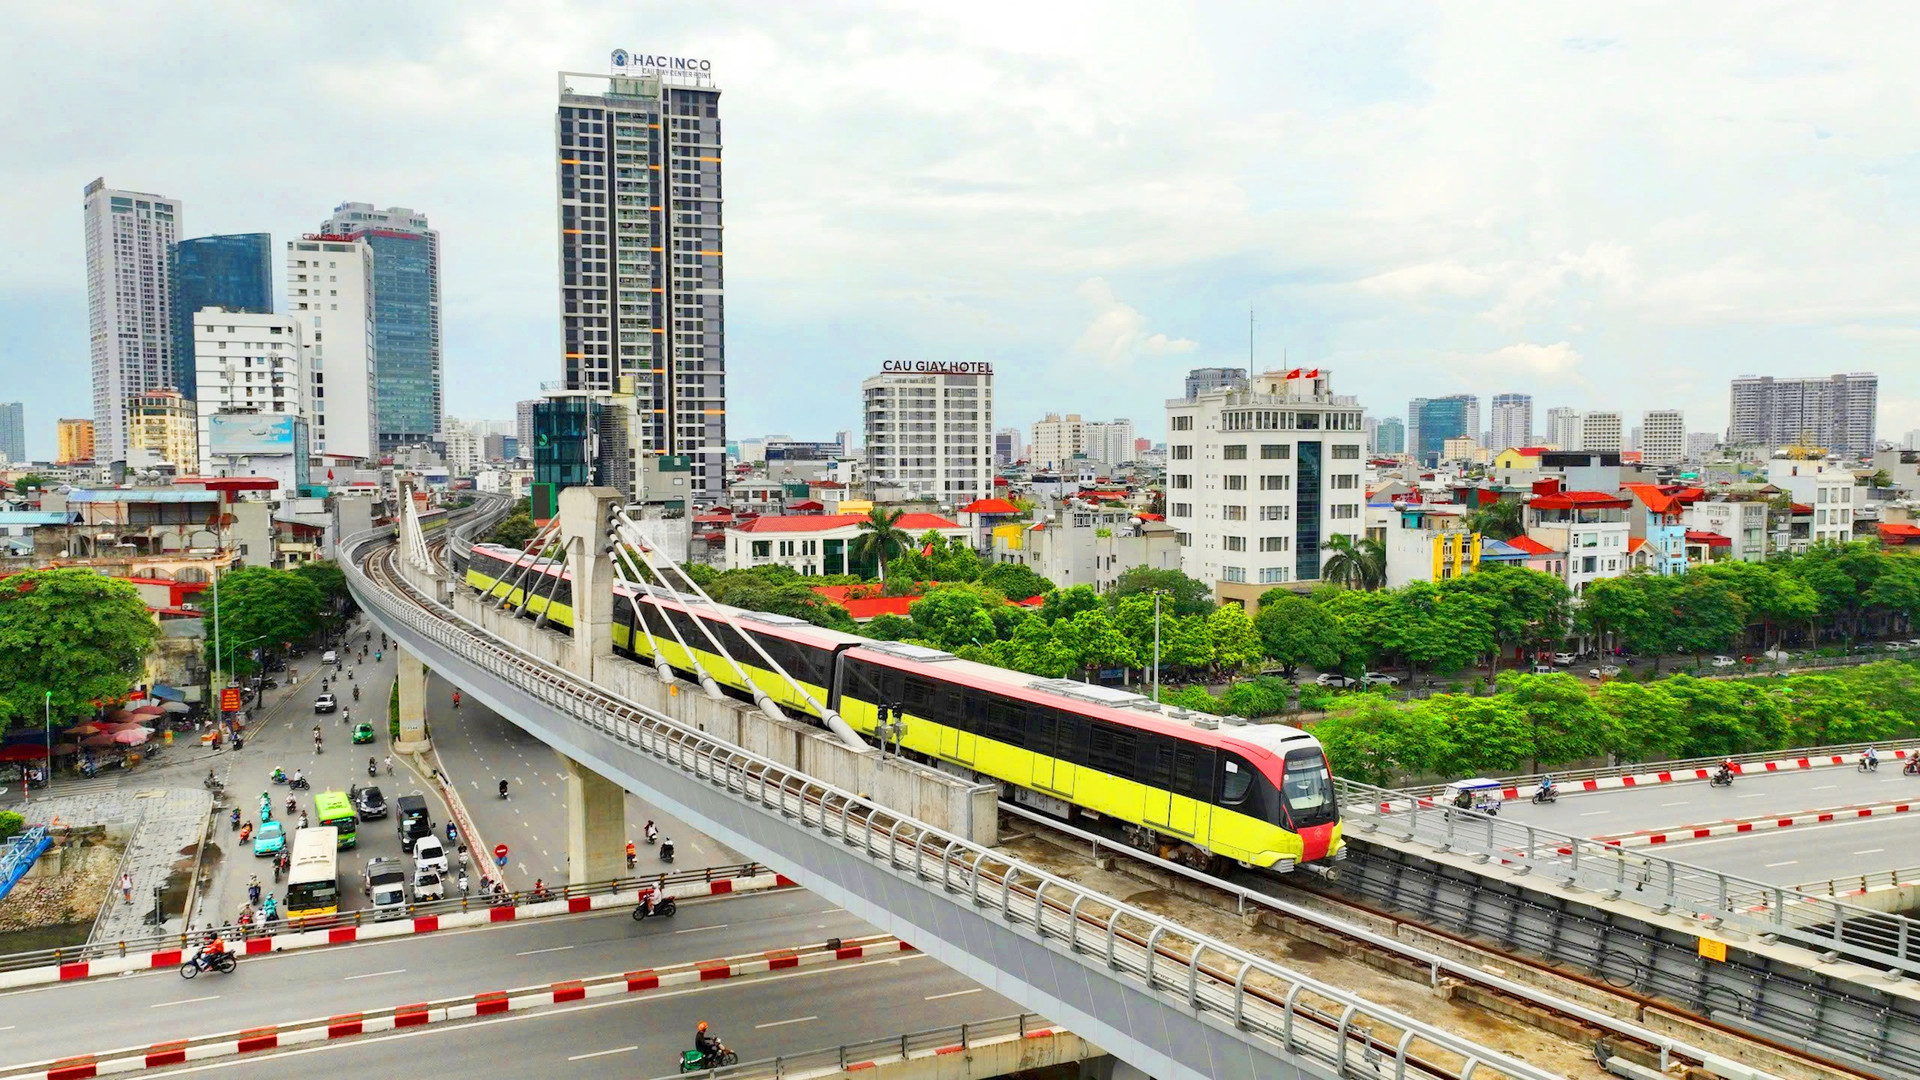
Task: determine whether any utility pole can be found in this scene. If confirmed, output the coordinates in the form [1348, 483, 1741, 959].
[1152, 590, 1163, 703]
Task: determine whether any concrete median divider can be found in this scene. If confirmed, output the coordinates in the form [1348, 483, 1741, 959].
[1593, 797, 1919, 849]
[0, 935, 916, 1080]
[0, 867, 798, 992]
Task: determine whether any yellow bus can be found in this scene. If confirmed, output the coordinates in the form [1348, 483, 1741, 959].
[283, 826, 340, 924]
[314, 790, 357, 849]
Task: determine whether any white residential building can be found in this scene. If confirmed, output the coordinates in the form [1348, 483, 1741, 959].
[1489, 393, 1533, 453]
[1686, 432, 1719, 461]
[993, 426, 1023, 465]
[1523, 488, 1632, 596]
[1579, 411, 1623, 453]
[287, 237, 376, 460]
[1082, 419, 1136, 470]
[1765, 459, 1855, 545]
[1640, 409, 1685, 466]
[192, 309, 310, 487]
[724, 511, 969, 575]
[84, 179, 181, 464]
[860, 364, 993, 505]
[1545, 407, 1581, 451]
[1030, 413, 1085, 471]
[1685, 499, 1769, 562]
[442, 421, 481, 477]
[989, 499, 1181, 592]
[1166, 369, 1366, 606]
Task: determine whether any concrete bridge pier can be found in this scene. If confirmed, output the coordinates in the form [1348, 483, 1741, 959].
[561, 752, 627, 884]
[393, 645, 431, 755]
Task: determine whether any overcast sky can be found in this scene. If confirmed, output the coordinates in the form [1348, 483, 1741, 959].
[4, 3, 1918, 460]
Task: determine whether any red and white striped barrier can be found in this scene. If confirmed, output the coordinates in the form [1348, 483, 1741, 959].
[1368, 749, 1919, 813]
[0, 935, 913, 1080]
[0, 871, 798, 992]
[1595, 799, 1919, 849]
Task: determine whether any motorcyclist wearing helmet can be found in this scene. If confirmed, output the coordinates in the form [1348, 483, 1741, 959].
[695, 1021, 722, 1062]
[1537, 774, 1555, 798]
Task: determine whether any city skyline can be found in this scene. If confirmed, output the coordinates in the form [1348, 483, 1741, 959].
[6, 9, 1920, 461]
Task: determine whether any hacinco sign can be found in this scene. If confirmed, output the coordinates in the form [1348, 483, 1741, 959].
[611, 50, 713, 78]
[880, 361, 993, 375]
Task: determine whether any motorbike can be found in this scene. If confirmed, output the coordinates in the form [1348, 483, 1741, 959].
[285, 795, 297, 816]
[353, 686, 360, 702]
[659, 840, 676, 864]
[632, 893, 677, 921]
[498, 780, 510, 800]
[1710, 769, 1735, 788]
[680, 1047, 737, 1072]
[1905, 758, 1920, 777]
[229, 809, 241, 831]
[270, 772, 288, 786]
[288, 776, 310, 791]
[1859, 757, 1880, 773]
[627, 850, 637, 870]
[368, 759, 378, 778]
[180, 951, 237, 979]
[1530, 787, 1558, 805]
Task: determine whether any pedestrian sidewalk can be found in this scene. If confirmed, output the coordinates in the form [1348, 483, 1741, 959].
[21, 788, 213, 944]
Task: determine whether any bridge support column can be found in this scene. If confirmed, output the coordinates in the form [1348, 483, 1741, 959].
[394, 645, 431, 754]
[561, 753, 626, 885]
[556, 486, 620, 684]
[1078, 1057, 1151, 1080]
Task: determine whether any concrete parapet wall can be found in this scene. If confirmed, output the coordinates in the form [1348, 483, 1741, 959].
[452, 591, 997, 846]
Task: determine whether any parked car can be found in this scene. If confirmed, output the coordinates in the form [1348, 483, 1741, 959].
[354, 785, 388, 819]
[1315, 673, 1356, 688]
[252, 820, 286, 857]
[1530, 664, 1556, 675]
[314, 693, 338, 714]
[352, 721, 376, 744]
[1552, 653, 1577, 666]
[1362, 672, 1400, 687]
[1589, 665, 1621, 679]
[1710, 655, 1736, 668]
[322, 650, 339, 665]
[1886, 643, 1907, 652]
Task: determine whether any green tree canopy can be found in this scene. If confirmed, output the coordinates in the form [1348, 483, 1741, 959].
[1495, 671, 1609, 767]
[908, 587, 999, 650]
[488, 513, 538, 549]
[1252, 592, 1341, 679]
[0, 569, 159, 735]
[1320, 534, 1386, 591]
[976, 562, 1055, 601]
[1445, 566, 1570, 673]
[292, 560, 350, 614]
[1462, 499, 1525, 541]
[850, 508, 913, 584]
[13, 475, 49, 495]
[1205, 603, 1264, 675]
[209, 567, 325, 668]
[1107, 566, 1214, 617]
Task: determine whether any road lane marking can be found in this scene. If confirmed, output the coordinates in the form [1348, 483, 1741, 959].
[1855, 849, 1885, 855]
[515, 945, 574, 956]
[926, 988, 983, 1001]
[674, 924, 727, 934]
[755, 1015, 819, 1029]
[151, 995, 220, 1008]
[567, 1045, 638, 1061]
[1660, 801, 1689, 807]
[1764, 860, 1798, 868]
[344, 968, 406, 980]
[1579, 811, 1610, 817]
[1736, 793, 1764, 798]
[1812, 785, 1836, 791]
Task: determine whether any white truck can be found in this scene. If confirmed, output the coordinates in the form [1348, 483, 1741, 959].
[364, 857, 408, 919]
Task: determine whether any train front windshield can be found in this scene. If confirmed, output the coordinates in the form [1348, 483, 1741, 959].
[1280, 749, 1338, 828]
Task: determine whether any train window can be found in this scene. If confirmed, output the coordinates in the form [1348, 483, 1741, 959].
[986, 699, 1025, 744]
[903, 676, 936, 711]
[1174, 746, 1214, 801]
[1028, 709, 1058, 757]
[1146, 739, 1176, 790]
[1088, 724, 1137, 779]
[1219, 754, 1255, 805]
[1280, 749, 1337, 827]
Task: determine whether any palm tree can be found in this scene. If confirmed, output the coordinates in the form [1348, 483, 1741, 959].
[1321, 534, 1386, 590]
[851, 507, 913, 584]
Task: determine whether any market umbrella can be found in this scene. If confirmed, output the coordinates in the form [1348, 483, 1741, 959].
[80, 733, 118, 748]
[162, 702, 191, 714]
[64, 723, 104, 737]
[51, 743, 80, 755]
[112, 728, 152, 746]
[129, 706, 166, 718]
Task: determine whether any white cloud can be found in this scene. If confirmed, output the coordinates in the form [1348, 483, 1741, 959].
[1071, 279, 1197, 367]
[1464, 342, 1589, 387]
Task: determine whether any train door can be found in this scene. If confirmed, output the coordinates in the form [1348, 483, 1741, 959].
[1028, 709, 1074, 796]
[1143, 741, 1197, 837]
[938, 725, 976, 766]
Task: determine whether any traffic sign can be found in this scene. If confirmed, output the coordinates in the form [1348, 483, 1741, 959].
[220, 687, 242, 712]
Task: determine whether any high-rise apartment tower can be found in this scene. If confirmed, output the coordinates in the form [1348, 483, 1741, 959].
[85, 179, 180, 463]
[168, 234, 272, 399]
[1489, 393, 1533, 453]
[556, 54, 726, 501]
[321, 203, 443, 450]
[1728, 374, 1878, 456]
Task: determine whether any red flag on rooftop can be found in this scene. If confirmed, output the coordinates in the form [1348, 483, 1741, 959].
[1303, 368, 1320, 377]
[1284, 368, 1302, 378]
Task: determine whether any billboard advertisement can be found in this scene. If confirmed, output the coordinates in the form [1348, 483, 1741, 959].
[209, 414, 295, 455]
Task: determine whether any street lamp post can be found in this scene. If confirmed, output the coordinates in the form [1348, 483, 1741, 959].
[1152, 590, 1163, 703]
[38, 691, 50, 802]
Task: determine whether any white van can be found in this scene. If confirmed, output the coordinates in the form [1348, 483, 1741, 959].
[412, 834, 449, 875]
[322, 650, 339, 665]
[412, 865, 445, 902]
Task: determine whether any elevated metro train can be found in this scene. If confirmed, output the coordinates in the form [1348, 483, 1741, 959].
[465, 542, 1342, 872]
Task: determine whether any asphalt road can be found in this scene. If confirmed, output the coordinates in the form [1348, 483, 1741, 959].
[1646, 813, 1920, 885]
[134, 953, 1018, 1080]
[0, 889, 881, 1068]
[1493, 763, 1920, 836]
[422, 668, 742, 888]
[197, 623, 460, 935]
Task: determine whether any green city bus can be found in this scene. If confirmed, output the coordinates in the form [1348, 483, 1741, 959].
[315, 790, 357, 849]
[284, 826, 340, 925]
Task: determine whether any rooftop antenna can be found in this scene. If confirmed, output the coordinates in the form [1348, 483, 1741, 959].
[1248, 306, 1255, 370]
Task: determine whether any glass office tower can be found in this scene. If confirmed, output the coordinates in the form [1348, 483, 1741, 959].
[168, 233, 272, 398]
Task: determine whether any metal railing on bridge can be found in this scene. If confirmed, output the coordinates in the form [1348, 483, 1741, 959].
[659, 1014, 1074, 1080]
[346, 528, 1566, 1080]
[1339, 776, 1920, 977]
